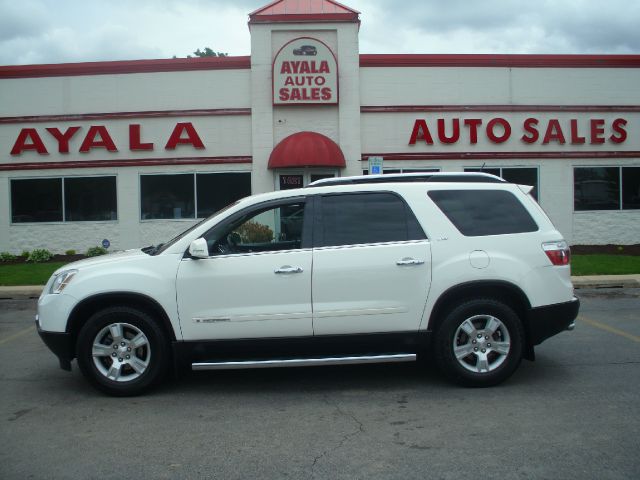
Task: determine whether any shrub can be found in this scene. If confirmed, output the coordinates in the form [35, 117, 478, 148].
[65, 249, 77, 256]
[27, 249, 53, 263]
[86, 246, 108, 257]
[0, 252, 18, 262]
[236, 221, 273, 243]
[20, 250, 30, 258]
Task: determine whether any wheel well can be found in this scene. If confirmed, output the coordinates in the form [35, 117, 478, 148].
[427, 281, 535, 359]
[67, 293, 177, 352]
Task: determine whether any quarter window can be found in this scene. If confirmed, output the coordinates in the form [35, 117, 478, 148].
[428, 190, 538, 236]
[319, 192, 426, 247]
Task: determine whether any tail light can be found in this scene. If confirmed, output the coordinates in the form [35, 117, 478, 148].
[542, 241, 571, 266]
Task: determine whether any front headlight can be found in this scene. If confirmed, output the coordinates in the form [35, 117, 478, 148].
[49, 269, 78, 294]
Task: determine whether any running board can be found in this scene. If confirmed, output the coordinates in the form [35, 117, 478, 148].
[192, 353, 417, 371]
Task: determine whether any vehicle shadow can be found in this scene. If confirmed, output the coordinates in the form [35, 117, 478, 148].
[165, 361, 448, 396]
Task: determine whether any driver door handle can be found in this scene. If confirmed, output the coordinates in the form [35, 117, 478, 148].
[274, 266, 304, 274]
[396, 257, 425, 266]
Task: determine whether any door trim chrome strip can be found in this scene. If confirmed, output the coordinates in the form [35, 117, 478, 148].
[192, 353, 417, 370]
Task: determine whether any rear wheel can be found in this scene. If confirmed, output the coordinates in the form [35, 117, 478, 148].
[76, 306, 170, 396]
[434, 298, 524, 387]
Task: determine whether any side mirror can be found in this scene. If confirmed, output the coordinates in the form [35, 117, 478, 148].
[188, 238, 209, 259]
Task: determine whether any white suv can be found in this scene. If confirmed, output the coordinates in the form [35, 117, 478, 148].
[37, 173, 579, 396]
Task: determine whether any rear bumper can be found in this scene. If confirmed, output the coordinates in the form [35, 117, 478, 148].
[36, 321, 74, 371]
[528, 297, 580, 345]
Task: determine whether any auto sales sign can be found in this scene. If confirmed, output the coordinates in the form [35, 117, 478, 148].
[273, 37, 338, 105]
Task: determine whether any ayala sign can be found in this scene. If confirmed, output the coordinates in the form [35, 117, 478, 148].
[273, 37, 338, 105]
[10, 122, 204, 155]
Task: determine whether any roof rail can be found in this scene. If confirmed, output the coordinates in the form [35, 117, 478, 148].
[307, 172, 506, 187]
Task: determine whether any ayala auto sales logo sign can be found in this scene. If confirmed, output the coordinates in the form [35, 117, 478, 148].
[273, 37, 338, 105]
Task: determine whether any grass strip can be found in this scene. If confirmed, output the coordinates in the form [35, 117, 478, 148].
[571, 255, 640, 276]
[0, 262, 66, 286]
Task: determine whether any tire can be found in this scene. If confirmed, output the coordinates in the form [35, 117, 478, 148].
[76, 306, 170, 396]
[434, 298, 524, 387]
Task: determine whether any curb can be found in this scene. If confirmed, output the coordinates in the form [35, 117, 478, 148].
[0, 286, 43, 300]
[571, 275, 640, 289]
[1, 275, 639, 300]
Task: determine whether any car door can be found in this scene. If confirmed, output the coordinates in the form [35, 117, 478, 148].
[311, 192, 431, 335]
[176, 198, 313, 340]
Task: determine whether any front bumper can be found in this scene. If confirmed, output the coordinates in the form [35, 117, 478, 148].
[528, 297, 580, 345]
[36, 321, 74, 371]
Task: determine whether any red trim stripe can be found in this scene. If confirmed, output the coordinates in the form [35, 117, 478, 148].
[361, 105, 640, 113]
[0, 108, 252, 125]
[0, 156, 252, 171]
[360, 54, 640, 68]
[361, 151, 640, 161]
[0, 56, 251, 79]
[4, 53, 639, 80]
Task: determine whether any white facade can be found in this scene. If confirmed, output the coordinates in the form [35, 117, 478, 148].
[1, 2, 639, 254]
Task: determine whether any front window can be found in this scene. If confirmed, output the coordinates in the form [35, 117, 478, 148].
[206, 201, 307, 255]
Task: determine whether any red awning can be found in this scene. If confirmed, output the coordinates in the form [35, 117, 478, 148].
[268, 131, 346, 169]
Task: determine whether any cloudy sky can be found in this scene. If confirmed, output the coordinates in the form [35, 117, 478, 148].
[1, 0, 639, 66]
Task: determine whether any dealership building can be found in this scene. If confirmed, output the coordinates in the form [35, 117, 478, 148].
[1, 0, 639, 254]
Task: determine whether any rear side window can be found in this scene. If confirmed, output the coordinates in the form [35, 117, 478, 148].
[428, 190, 538, 236]
[319, 192, 426, 247]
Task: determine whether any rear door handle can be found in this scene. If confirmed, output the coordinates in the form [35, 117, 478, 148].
[274, 266, 304, 274]
[396, 257, 425, 266]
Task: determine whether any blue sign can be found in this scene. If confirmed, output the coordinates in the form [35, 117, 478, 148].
[368, 156, 383, 175]
[102, 239, 110, 249]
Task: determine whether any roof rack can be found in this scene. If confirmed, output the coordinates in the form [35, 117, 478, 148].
[307, 172, 506, 187]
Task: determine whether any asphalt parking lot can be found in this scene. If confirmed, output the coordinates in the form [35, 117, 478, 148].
[1, 289, 639, 480]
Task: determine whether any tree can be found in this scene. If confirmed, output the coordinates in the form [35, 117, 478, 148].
[189, 47, 228, 58]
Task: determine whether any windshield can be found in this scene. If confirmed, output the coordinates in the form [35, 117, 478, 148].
[149, 200, 242, 255]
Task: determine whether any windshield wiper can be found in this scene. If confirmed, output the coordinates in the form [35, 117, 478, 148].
[142, 243, 164, 255]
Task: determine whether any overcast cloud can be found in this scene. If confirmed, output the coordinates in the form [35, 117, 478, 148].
[1, 0, 639, 66]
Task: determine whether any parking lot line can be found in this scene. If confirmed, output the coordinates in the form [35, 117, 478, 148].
[0, 325, 35, 346]
[578, 315, 640, 343]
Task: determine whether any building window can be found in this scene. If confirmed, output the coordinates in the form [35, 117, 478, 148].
[65, 176, 117, 221]
[197, 173, 251, 218]
[464, 167, 539, 200]
[622, 167, 640, 210]
[276, 170, 337, 190]
[140, 172, 251, 220]
[11, 176, 116, 223]
[141, 174, 195, 220]
[574, 166, 640, 211]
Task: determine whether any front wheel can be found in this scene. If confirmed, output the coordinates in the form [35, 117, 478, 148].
[434, 299, 524, 387]
[76, 306, 170, 396]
